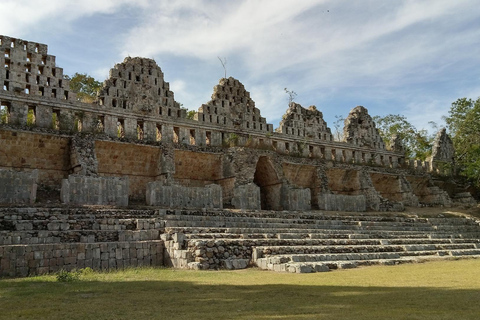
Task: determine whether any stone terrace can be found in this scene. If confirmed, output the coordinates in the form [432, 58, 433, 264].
[2, 206, 479, 276]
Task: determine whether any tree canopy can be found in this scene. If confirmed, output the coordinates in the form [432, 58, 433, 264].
[65, 73, 102, 103]
[373, 114, 433, 160]
[444, 97, 480, 186]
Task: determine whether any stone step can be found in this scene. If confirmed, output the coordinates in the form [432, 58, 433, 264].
[253, 243, 479, 257]
[165, 226, 480, 241]
[0, 229, 161, 245]
[257, 254, 480, 273]
[0, 218, 165, 232]
[164, 219, 441, 232]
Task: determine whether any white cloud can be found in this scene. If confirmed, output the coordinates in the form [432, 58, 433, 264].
[2, 0, 480, 131]
[0, 0, 148, 36]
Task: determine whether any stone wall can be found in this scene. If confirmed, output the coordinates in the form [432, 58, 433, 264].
[232, 183, 261, 210]
[146, 181, 222, 209]
[276, 102, 333, 142]
[281, 186, 311, 211]
[61, 175, 129, 206]
[0, 129, 69, 186]
[95, 140, 162, 199]
[318, 193, 366, 212]
[0, 169, 38, 204]
[0, 241, 163, 277]
[173, 150, 222, 185]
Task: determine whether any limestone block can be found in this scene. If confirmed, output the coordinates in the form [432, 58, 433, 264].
[232, 183, 261, 210]
[146, 181, 222, 209]
[61, 175, 128, 206]
[318, 193, 366, 212]
[0, 169, 38, 204]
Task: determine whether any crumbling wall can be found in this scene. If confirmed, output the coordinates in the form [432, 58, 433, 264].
[70, 133, 98, 176]
[429, 128, 455, 174]
[61, 175, 129, 206]
[406, 175, 452, 206]
[276, 102, 333, 142]
[97, 57, 179, 119]
[0, 169, 38, 204]
[0, 35, 76, 102]
[146, 181, 222, 209]
[369, 172, 418, 206]
[343, 106, 386, 150]
[196, 77, 273, 133]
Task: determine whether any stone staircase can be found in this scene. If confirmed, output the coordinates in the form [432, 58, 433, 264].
[1, 207, 480, 276]
[161, 210, 480, 273]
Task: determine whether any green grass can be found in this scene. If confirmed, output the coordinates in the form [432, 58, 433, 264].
[1, 259, 480, 319]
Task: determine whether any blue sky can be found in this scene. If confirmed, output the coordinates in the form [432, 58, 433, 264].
[2, 0, 480, 133]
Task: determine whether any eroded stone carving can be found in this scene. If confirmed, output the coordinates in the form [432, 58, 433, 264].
[343, 106, 385, 150]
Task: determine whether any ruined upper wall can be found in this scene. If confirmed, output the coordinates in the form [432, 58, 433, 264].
[196, 77, 273, 132]
[97, 57, 182, 118]
[431, 128, 454, 162]
[343, 106, 386, 150]
[276, 102, 333, 142]
[0, 35, 76, 101]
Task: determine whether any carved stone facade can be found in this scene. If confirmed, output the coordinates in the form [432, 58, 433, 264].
[276, 102, 333, 142]
[344, 106, 386, 150]
[1, 35, 478, 277]
[0, 35, 466, 212]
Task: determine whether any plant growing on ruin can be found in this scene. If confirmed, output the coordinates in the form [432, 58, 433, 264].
[218, 57, 227, 79]
[226, 133, 239, 147]
[284, 88, 297, 104]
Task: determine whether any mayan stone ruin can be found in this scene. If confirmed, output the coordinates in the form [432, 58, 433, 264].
[1, 35, 479, 276]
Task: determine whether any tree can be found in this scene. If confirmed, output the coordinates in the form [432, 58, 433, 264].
[333, 115, 344, 141]
[373, 114, 433, 160]
[444, 97, 480, 186]
[65, 73, 102, 103]
[284, 88, 297, 104]
[218, 57, 227, 79]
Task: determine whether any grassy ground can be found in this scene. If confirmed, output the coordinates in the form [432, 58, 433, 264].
[1, 259, 480, 319]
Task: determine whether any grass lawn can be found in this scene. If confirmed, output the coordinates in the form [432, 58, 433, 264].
[1, 259, 480, 319]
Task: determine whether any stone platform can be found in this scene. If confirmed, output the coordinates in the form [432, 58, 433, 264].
[1, 206, 479, 276]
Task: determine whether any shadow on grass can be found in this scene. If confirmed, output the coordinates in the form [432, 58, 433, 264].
[1, 279, 479, 320]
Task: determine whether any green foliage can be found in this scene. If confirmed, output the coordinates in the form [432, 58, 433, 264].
[65, 73, 102, 103]
[186, 110, 196, 120]
[56, 269, 80, 282]
[26, 108, 35, 126]
[444, 97, 480, 186]
[225, 133, 239, 147]
[373, 114, 433, 160]
[0, 105, 8, 124]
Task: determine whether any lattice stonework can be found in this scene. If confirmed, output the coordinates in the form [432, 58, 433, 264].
[0, 35, 75, 101]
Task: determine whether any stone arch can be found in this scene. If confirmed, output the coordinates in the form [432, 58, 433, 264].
[253, 156, 282, 210]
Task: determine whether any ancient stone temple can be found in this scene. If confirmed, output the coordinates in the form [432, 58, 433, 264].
[0, 35, 478, 276]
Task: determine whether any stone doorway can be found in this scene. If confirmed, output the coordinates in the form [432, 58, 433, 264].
[253, 156, 282, 210]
